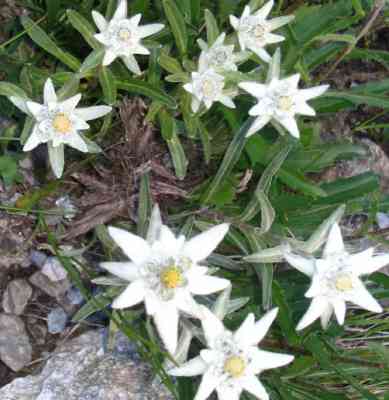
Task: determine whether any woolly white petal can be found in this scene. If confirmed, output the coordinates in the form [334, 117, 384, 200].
[112, 280, 145, 309]
[200, 306, 226, 347]
[63, 132, 88, 152]
[217, 385, 241, 400]
[320, 303, 333, 329]
[347, 286, 383, 314]
[283, 251, 316, 277]
[246, 115, 271, 137]
[255, 0, 274, 19]
[229, 15, 239, 30]
[251, 348, 294, 370]
[251, 46, 272, 63]
[263, 32, 285, 44]
[332, 298, 347, 325]
[108, 226, 151, 264]
[100, 261, 140, 281]
[74, 105, 112, 121]
[23, 125, 42, 151]
[242, 5, 251, 19]
[121, 55, 141, 74]
[219, 95, 236, 109]
[48, 142, 65, 178]
[194, 371, 219, 400]
[103, 49, 118, 66]
[43, 78, 57, 104]
[60, 93, 82, 112]
[169, 356, 207, 377]
[348, 248, 389, 275]
[146, 204, 163, 244]
[239, 82, 267, 98]
[300, 85, 329, 101]
[153, 303, 179, 354]
[233, 313, 255, 345]
[26, 101, 44, 117]
[94, 33, 111, 46]
[132, 44, 151, 55]
[138, 23, 164, 38]
[188, 275, 230, 296]
[92, 10, 108, 31]
[241, 377, 269, 400]
[323, 223, 345, 256]
[129, 13, 142, 26]
[297, 296, 329, 330]
[113, 0, 128, 20]
[248, 307, 278, 345]
[267, 15, 294, 30]
[295, 101, 316, 116]
[183, 223, 229, 262]
[277, 115, 300, 138]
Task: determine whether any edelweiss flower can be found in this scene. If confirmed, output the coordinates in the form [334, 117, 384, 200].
[92, 0, 164, 74]
[170, 307, 293, 400]
[229, 1, 293, 62]
[284, 223, 389, 330]
[198, 33, 246, 73]
[9, 78, 111, 178]
[184, 68, 236, 113]
[101, 206, 231, 354]
[239, 51, 329, 137]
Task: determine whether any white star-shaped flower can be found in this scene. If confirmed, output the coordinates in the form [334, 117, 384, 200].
[239, 51, 329, 137]
[9, 78, 111, 178]
[92, 0, 164, 74]
[101, 206, 231, 354]
[229, 1, 293, 62]
[284, 223, 389, 330]
[197, 33, 247, 73]
[170, 307, 293, 400]
[183, 68, 236, 113]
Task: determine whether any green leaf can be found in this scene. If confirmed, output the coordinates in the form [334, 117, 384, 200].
[116, 79, 176, 109]
[137, 173, 152, 237]
[321, 90, 389, 109]
[98, 66, 117, 105]
[21, 16, 81, 71]
[67, 9, 101, 50]
[0, 82, 28, 98]
[204, 9, 219, 45]
[0, 156, 20, 186]
[158, 52, 183, 74]
[162, 0, 188, 57]
[79, 48, 105, 76]
[201, 118, 252, 204]
[45, 0, 60, 27]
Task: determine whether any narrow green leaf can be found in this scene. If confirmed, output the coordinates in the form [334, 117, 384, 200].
[201, 118, 252, 204]
[204, 9, 219, 45]
[79, 48, 105, 76]
[67, 9, 101, 50]
[137, 173, 152, 237]
[21, 16, 81, 71]
[45, 0, 60, 27]
[158, 52, 183, 74]
[98, 66, 117, 105]
[0, 82, 28, 98]
[162, 0, 188, 56]
[322, 90, 389, 109]
[116, 79, 177, 109]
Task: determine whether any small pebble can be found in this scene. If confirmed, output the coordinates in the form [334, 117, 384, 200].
[66, 287, 84, 305]
[376, 212, 389, 229]
[41, 257, 68, 282]
[30, 250, 47, 268]
[47, 307, 68, 334]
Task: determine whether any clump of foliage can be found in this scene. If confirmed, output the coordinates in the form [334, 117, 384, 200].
[1, 0, 389, 399]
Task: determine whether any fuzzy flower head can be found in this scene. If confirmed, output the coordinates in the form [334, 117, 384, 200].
[9, 78, 111, 178]
[101, 205, 231, 354]
[229, 1, 293, 62]
[92, 0, 164, 74]
[170, 307, 293, 400]
[184, 68, 236, 113]
[198, 33, 247, 73]
[284, 223, 389, 330]
[239, 50, 329, 137]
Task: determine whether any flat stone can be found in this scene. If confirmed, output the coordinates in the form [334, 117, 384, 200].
[2, 279, 33, 315]
[29, 271, 70, 299]
[0, 330, 174, 400]
[41, 257, 68, 282]
[47, 307, 68, 334]
[0, 314, 32, 372]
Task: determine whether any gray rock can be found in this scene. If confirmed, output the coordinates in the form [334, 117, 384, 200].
[41, 257, 68, 282]
[47, 307, 68, 334]
[0, 330, 174, 400]
[29, 250, 47, 268]
[66, 287, 84, 305]
[2, 279, 33, 315]
[0, 314, 32, 372]
[27, 318, 47, 346]
[29, 271, 70, 299]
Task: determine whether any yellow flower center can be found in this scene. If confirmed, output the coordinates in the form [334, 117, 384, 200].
[118, 28, 131, 41]
[202, 80, 214, 97]
[224, 356, 246, 378]
[335, 274, 354, 292]
[52, 113, 72, 134]
[278, 96, 294, 112]
[160, 266, 182, 289]
[254, 24, 266, 39]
